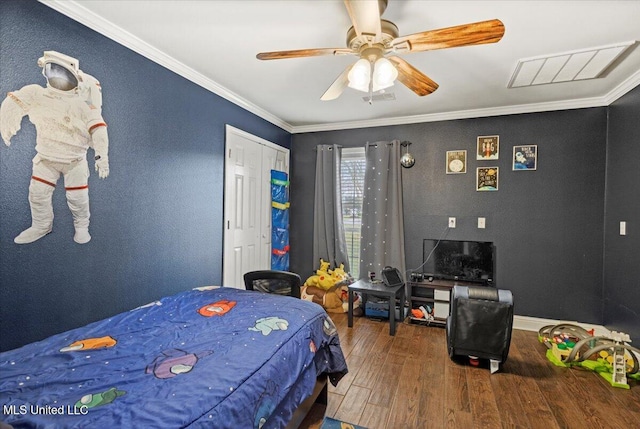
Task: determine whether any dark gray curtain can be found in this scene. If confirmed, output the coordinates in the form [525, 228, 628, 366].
[313, 145, 350, 272]
[359, 140, 406, 282]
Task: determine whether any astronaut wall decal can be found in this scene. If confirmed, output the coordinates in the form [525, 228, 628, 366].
[0, 51, 109, 244]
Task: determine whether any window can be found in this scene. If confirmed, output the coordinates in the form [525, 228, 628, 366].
[340, 147, 366, 278]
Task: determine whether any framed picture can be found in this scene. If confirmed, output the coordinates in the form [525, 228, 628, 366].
[476, 167, 499, 191]
[513, 145, 537, 170]
[446, 150, 467, 174]
[477, 135, 499, 160]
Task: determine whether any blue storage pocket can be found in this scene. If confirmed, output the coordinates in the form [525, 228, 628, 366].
[271, 170, 289, 204]
[271, 249, 289, 271]
[272, 207, 289, 229]
[272, 227, 289, 251]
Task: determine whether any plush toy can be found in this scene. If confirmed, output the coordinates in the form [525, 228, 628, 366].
[301, 284, 361, 315]
[302, 259, 360, 314]
[329, 263, 348, 283]
[318, 258, 330, 273]
[304, 258, 337, 291]
[303, 273, 333, 290]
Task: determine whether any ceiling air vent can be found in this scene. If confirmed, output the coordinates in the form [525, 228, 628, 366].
[362, 92, 396, 103]
[508, 41, 635, 88]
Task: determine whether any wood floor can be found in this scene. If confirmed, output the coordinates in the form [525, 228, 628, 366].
[299, 312, 640, 429]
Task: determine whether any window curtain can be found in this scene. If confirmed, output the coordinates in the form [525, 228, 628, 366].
[359, 140, 406, 282]
[313, 145, 350, 272]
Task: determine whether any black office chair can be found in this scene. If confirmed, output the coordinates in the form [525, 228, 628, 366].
[243, 270, 302, 299]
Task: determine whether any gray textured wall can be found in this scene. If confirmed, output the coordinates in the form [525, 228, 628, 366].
[604, 85, 640, 339]
[291, 108, 610, 328]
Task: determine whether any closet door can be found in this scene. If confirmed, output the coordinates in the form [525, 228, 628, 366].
[223, 126, 288, 288]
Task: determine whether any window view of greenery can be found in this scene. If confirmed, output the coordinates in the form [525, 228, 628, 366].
[340, 148, 366, 279]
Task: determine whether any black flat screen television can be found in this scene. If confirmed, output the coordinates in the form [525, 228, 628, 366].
[422, 239, 494, 284]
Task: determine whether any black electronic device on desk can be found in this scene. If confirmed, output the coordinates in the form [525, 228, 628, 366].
[381, 266, 404, 288]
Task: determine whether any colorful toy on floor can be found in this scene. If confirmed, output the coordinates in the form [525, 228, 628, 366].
[538, 323, 640, 389]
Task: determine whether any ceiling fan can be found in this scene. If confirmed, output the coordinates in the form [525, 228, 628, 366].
[256, 0, 505, 101]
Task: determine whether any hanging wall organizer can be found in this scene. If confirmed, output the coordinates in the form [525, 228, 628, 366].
[271, 170, 290, 271]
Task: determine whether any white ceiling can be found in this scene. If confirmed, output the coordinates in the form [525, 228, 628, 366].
[41, 1, 640, 133]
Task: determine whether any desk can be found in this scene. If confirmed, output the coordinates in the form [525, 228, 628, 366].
[348, 279, 405, 336]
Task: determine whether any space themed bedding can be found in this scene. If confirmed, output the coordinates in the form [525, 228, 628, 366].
[0, 286, 348, 429]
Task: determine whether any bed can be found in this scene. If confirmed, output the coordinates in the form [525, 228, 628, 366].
[0, 286, 348, 428]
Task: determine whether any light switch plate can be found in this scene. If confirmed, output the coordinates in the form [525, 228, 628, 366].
[478, 217, 486, 229]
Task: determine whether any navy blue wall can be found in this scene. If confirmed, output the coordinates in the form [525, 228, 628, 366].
[0, 0, 290, 352]
[604, 85, 640, 339]
[290, 108, 629, 335]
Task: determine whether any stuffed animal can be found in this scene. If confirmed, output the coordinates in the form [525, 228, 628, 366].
[303, 273, 333, 290]
[329, 263, 348, 283]
[304, 258, 337, 291]
[318, 258, 330, 273]
[301, 259, 360, 314]
[301, 284, 361, 315]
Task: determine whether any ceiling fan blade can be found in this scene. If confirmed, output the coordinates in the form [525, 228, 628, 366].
[387, 56, 438, 96]
[392, 19, 505, 53]
[344, 0, 383, 41]
[321, 65, 354, 101]
[257, 47, 352, 60]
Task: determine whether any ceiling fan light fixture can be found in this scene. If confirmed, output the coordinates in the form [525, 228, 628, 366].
[372, 57, 398, 91]
[347, 58, 372, 92]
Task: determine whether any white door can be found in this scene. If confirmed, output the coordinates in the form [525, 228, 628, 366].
[223, 126, 289, 288]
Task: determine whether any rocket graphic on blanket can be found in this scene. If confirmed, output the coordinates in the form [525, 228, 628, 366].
[60, 335, 116, 352]
[75, 387, 125, 409]
[198, 299, 236, 317]
[146, 348, 213, 379]
[249, 317, 289, 335]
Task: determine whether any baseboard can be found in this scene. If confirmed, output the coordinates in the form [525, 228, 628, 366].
[513, 314, 611, 337]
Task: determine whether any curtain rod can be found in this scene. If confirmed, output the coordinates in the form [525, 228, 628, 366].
[312, 145, 343, 151]
[313, 141, 411, 151]
[366, 140, 412, 147]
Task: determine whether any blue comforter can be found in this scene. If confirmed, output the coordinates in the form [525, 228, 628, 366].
[0, 287, 347, 428]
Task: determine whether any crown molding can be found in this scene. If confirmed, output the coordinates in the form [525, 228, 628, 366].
[602, 68, 640, 105]
[38, 1, 640, 137]
[38, 0, 294, 134]
[289, 96, 610, 133]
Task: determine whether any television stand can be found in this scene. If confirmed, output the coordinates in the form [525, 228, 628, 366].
[407, 279, 487, 327]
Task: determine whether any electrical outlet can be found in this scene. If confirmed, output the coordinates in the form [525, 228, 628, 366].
[478, 217, 486, 229]
[448, 217, 456, 228]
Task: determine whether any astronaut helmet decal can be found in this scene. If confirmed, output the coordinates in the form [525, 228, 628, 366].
[37, 51, 80, 92]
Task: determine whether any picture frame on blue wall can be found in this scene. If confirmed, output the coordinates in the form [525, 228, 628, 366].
[446, 150, 467, 174]
[477, 135, 499, 160]
[512, 145, 537, 170]
[476, 167, 499, 191]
